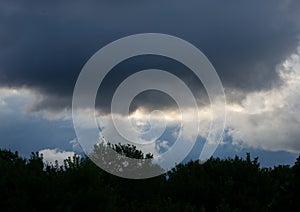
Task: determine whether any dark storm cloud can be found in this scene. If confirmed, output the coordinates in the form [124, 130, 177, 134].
[1, 0, 300, 112]
[96, 55, 208, 113]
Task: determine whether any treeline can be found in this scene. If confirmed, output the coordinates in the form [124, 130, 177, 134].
[0, 145, 300, 211]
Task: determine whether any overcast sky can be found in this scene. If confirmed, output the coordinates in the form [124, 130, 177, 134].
[1, 0, 300, 167]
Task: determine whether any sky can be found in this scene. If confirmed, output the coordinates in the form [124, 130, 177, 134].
[1, 0, 300, 168]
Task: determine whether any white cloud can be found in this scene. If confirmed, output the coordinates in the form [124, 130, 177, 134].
[69, 138, 84, 153]
[97, 113, 158, 156]
[0, 87, 71, 121]
[0, 87, 33, 112]
[156, 140, 170, 151]
[39, 149, 76, 166]
[225, 44, 300, 152]
[94, 44, 300, 155]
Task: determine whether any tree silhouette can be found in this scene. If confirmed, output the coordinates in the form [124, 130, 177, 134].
[89, 142, 163, 178]
[0, 146, 299, 211]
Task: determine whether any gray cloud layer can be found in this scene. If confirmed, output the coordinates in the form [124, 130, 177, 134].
[1, 0, 300, 112]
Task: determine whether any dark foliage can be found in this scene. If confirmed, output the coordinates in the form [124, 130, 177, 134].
[0, 145, 300, 211]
